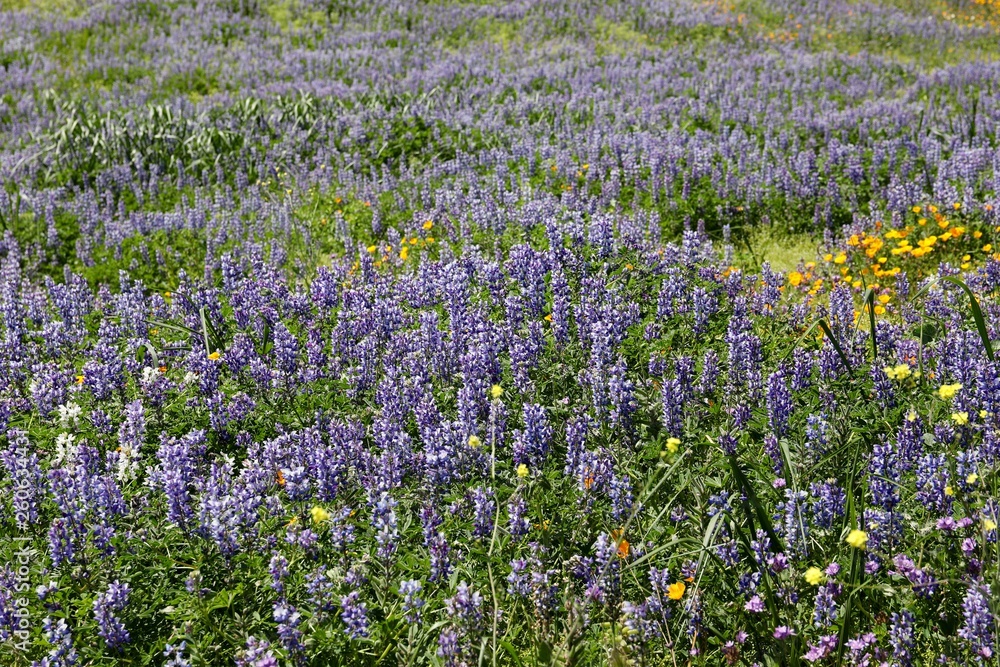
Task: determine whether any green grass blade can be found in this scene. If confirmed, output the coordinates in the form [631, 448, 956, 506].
[942, 276, 994, 362]
[817, 318, 852, 374]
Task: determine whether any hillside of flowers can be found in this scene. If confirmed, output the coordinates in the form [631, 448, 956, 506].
[3, 0, 1000, 665]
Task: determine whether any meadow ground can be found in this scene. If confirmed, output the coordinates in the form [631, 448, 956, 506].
[2, 0, 1000, 665]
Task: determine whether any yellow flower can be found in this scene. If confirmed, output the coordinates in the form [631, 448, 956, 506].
[468, 435, 481, 448]
[490, 385, 504, 399]
[984, 519, 997, 532]
[516, 463, 529, 478]
[208, 351, 221, 361]
[75, 375, 85, 385]
[938, 383, 963, 400]
[884, 364, 911, 381]
[310, 506, 331, 525]
[833, 253, 847, 264]
[666, 582, 686, 600]
[804, 567, 825, 585]
[911, 206, 922, 214]
[788, 271, 803, 286]
[945, 485, 955, 497]
[967, 473, 979, 485]
[366, 245, 377, 253]
[400, 247, 409, 260]
[952, 412, 969, 425]
[845, 529, 868, 549]
[665, 437, 681, 453]
[422, 220, 434, 231]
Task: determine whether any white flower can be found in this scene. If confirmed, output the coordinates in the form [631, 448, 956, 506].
[56, 402, 83, 429]
[52, 432, 77, 467]
[116, 445, 142, 482]
[183, 372, 198, 385]
[141, 366, 159, 384]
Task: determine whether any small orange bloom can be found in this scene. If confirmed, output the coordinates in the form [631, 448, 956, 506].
[667, 582, 686, 600]
[611, 529, 629, 558]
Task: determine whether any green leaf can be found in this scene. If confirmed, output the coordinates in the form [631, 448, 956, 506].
[817, 318, 852, 374]
[941, 276, 994, 362]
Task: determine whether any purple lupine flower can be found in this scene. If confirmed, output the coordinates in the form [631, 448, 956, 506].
[803, 634, 838, 662]
[776, 489, 809, 557]
[440, 581, 485, 663]
[813, 582, 840, 627]
[271, 322, 299, 380]
[697, 349, 719, 395]
[149, 430, 204, 526]
[273, 601, 304, 654]
[550, 268, 571, 343]
[437, 630, 461, 667]
[1, 429, 44, 529]
[889, 609, 915, 667]
[871, 365, 895, 409]
[512, 403, 552, 469]
[959, 583, 996, 660]
[163, 641, 191, 667]
[470, 486, 495, 540]
[115, 400, 145, 482]
[47, 518, 74, 567]
[235, 636, 277, 667]
[609, 473, 634, 523]
[340, 591, 369, 639]
[660, 377, 684, 437]
[725, 297, 763, 397]
[507, 559, 530, 597]
[268, 553, 289, 594]
[399, 579, 424, 625]
[32, 616, 78, 667]
[529, 554, 560, 620]
[766, 368, 793, 437]
[621, 601, 653, 653]
[608, 357, 637, 431]
[916, 453, 951, 515]
[0, 566, 20, 642]
[445, 581, 484, 630]
[869, 441, 900, 512]
[507, 494, 530, 539]
[809, 481, 846, 529]
[93, 580, 130, 650]
[429, 531, 452, 582]
[29, 364, 72, 419]
[370, 492, 399, 560]
[692, 286, 718, 334]
[305, 568, 335, 613]
[658, 268, 688, 319]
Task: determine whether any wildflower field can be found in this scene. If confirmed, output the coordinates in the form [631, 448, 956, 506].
[4, 0, 1000, 665]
